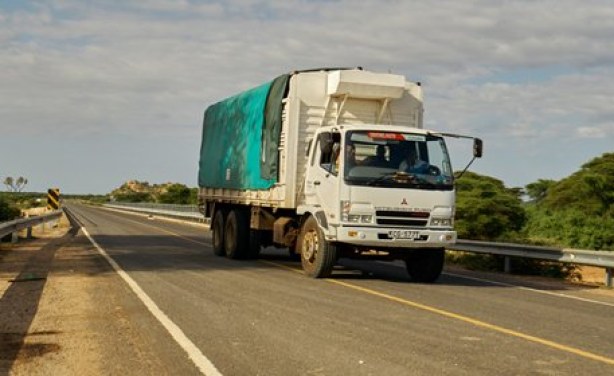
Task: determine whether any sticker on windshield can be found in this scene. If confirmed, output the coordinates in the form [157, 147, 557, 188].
[367, 132, 426, 142]
[367, 132, 405, 140]
[402, 134, 426, 142]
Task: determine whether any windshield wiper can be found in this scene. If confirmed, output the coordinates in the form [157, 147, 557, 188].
[367, 171, 416, 186]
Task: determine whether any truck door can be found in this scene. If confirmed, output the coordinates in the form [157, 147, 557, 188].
[304, 132, 340, 228]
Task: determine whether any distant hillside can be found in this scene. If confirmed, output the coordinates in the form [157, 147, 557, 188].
[110, 180, 196, 204]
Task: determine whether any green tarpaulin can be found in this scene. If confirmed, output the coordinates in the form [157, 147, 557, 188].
[198, 74, 289, 190]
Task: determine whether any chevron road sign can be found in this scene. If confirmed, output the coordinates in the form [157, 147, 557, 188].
[47, 188, 60, 210]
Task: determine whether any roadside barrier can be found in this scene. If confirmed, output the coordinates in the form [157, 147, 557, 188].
[102, 203, 614, 287]
[0, 210, 64, 243]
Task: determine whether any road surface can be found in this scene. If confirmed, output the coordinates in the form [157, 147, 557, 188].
[11, 202, 614, 375]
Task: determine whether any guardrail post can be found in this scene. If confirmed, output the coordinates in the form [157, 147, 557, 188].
[26, 226, 33, 239]
[606, 268, 613, 288]
[11, 231, 19, 244]
[504, 256, 512, 273]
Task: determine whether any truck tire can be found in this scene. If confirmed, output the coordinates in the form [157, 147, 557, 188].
[211, 210, 226, 257]
[224, 209, 248, 259]
[404, 248, 445, 283]
[299, 216, 336, 278]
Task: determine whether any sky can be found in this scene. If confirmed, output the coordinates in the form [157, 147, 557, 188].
[1, 0, 613, 194]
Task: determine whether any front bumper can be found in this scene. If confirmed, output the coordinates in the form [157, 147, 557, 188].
[331, 225, 456, 248]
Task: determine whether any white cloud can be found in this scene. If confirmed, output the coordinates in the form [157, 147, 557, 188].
[2, 1, 613, 137]
[427, 66, 614, 140]
[577, 123, 614, 138]
[1, 0, 613, 191]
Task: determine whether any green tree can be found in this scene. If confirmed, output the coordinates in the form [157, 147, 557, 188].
[158, 184, 191, 204]
[189, 187, 198, 205]
[3, 177, 14, 192]
[525, 152, 614, 250]
[541, 153, 614, 215]
[3, 176, 28, 192]
[15, 176, 28, 192]
[525, 179, 555, 203]
[525, 207, 614, 250]
[455, 172, 526, 240]
[114, 191, 153, 203]
[0, 196, 21, 221]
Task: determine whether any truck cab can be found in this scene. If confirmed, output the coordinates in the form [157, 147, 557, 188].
[297, 124, 470, 281]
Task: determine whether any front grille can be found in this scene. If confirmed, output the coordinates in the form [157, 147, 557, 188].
[376, 210, 430, 218]
[375, 210, 429, 227]
[377, 218, 428, 226]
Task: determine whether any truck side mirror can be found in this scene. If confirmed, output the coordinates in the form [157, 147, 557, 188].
[473, 138, 483, 158]
[318, 133, 333, 155]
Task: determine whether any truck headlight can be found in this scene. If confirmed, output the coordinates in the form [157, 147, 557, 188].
[348, 214, 360, 223]
[341, 200, 351, 222]
[430, 217, 453, 227]
[348, 214, 373, 223]
[360, 215, 373, 223]
[341, 201, 374, 224]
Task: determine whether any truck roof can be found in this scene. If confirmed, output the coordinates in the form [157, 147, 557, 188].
[322, 123, 432, 135]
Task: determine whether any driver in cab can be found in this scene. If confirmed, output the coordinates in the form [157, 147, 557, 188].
[398, 146, 428, 174]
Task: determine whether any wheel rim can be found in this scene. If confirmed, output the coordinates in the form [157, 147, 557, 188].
[302, 230, 318, 263]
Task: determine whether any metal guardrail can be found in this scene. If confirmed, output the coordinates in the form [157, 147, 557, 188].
[103, 203, 614, 287]
[104, 203, 206, 222]
[450, 240, 614, 287]
[0, 209, 64, 241]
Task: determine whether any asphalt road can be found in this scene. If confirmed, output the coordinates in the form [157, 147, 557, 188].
[64, 202, 614, 375]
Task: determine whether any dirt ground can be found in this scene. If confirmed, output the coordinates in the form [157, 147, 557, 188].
[0, 215, 99, 375]
[575, 265, 606, 285]
[0, 214, 169, 375]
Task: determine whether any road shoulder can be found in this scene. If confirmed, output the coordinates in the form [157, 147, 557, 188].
[2, 218, 193, 375]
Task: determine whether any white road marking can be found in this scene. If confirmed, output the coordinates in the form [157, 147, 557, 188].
[444, 272, 614, 308]
[80, 227, 222, 376]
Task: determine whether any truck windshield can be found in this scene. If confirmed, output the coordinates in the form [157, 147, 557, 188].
[343, 131, 454, 190]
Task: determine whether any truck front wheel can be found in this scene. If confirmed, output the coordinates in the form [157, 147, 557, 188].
[404, 248, 445, 283]
[299, 216, 336, 278]
[211, 210, 226, 256]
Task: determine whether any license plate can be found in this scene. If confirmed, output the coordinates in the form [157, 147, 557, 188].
[388, 230, 420, 240]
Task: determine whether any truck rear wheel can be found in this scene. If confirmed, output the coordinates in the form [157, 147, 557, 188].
[211, 210, 226, 256]
[404, 248, 445, 283]
[224, 209, 248, 259]
[299, 216, 336, 278]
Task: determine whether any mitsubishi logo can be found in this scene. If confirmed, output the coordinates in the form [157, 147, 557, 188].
[401, 198, 408, 205]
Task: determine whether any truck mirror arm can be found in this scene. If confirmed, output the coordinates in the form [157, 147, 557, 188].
[431, 132, 483, 180]
[454, 156, 477, 180]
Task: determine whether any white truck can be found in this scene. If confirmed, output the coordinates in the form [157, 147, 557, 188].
[198, 68, 482, 282]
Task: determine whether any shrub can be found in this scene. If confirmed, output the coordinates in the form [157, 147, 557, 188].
[0, 197, 21, 221]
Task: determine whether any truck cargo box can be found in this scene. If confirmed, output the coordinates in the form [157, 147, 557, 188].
[198, 68, 424, 209]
